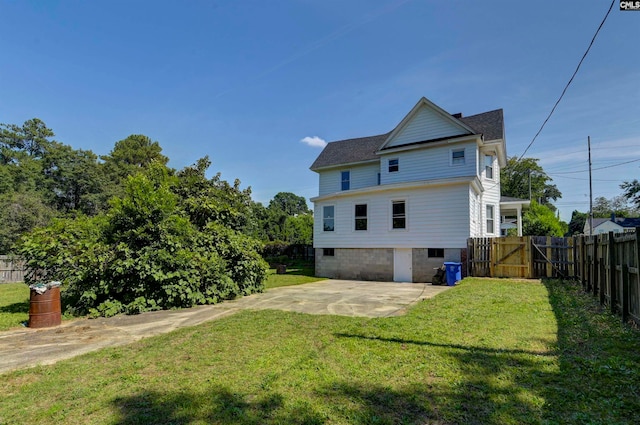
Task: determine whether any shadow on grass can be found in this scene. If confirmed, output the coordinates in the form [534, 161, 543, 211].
[0, 300, 29, 314]
[112, 280, 640, 424]
[334, 334, 553, 424]
[113, 387, 324, 425]
[334, 333, 555, 357]
[112, 384, 440, 425]
[540, 279, 640, 424]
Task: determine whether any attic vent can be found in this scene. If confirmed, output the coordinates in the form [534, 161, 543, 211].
[452, 113, 463, 118]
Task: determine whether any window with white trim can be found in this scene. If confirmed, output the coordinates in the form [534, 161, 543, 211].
[341, 171, 350, 190]
[323, 206, 335, 231]
[355, 204, 367, 231]
[486, 204, 495, 234]
[451, 148, 465, 165]
[388, 158, 399, 173]
[392, 200, 406, 229]
[484, 155, 494, 179]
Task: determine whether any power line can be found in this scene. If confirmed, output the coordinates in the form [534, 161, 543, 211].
[548, 174, 626, 182]
[518, 0, 615, 160]
[548, 158, 640, 175]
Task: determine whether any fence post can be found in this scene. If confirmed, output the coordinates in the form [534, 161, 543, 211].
[599, 240, 606, 306]
[622, 263, 629, 324]
[580, 235, 586, 288]
[593, 237, 599, 297]
[546, 235, 552, 278]
[609, 231, 616, 314]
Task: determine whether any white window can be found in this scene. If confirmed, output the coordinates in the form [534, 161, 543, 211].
[484, 155, 494, 179]
[355, 204, 367, 231]
[341, 171, 350, 190]
[323, 206, 335, 231]
[392, 200, 406, 229]
[486, 205, 495, 234]
[388, 158, 399, 173]
[451, 149, 465, 165]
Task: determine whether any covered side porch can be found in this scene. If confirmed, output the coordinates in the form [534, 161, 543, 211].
[500, 196, 530, 237]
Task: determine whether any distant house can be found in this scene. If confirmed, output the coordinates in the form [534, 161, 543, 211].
[583, 215, 640, 235]
[309, 96, 526, 282]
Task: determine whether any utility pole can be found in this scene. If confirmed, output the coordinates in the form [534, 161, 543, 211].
[588, 136, 593, 235]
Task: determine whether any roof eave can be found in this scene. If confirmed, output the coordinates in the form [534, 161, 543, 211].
[310, 158, 380, 173]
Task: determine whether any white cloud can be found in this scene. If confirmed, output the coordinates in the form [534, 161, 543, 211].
[300, 136, 327, 148]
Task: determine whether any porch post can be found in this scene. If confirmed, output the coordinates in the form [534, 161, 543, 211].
[517, 205, 523, 236]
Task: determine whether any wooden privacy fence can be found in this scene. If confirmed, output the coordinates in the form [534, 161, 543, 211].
[467, 236, 575, 279]
[0, 255, 26, 283]
[468, 228, 640, 326]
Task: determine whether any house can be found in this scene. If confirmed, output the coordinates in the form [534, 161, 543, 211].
[583, 214, 640, 235]
[309, 97, 524, 282]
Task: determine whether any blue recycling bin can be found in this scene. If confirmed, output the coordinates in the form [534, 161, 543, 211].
[443, 262, 462, 286]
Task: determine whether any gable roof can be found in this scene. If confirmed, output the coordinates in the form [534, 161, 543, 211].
[309, 132, 390, 171]
[594, 217, 640, 229]
[460, 109, 504, 142]
[309, 98, 504, 171]
[378, 97, 476, 150]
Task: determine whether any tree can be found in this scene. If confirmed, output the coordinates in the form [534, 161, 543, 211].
[592, 195, 638, 218]
[268, 192, 310, 216]
[19, 162, 268, 317]
[100, 134, 169, 200]
[522, 201, 567, 236]
[0, 118, 54, 164]
[501, 157, 561, 210]
[621, 179, 640, 210]
[174, 156, 255, 232]
[41, 142, 105, 215]
[282, 214, 313, 245]
[566, 210, 587, 236]
[0, 191, 55, 253]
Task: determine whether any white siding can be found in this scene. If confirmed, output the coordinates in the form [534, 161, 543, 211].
[318, 163, 379, 196]
[593, 221, 624, 235]
[313, 183, 471, 249]
[386, 105, 468, 148]
[480, 150, 501, 236]
[380, 142, 477, 185]
[469, 187, 479, 236]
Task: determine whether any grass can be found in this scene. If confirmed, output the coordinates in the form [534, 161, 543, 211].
[0, 263, 320, 331]
[0, 283, 30, 331]
[2, 278, 639, 424]
[265, 260, 325, 289]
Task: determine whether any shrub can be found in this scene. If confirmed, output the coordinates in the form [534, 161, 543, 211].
[18, 164, 267, 317]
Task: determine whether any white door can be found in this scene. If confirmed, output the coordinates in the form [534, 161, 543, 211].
[393, 248, 412, 282]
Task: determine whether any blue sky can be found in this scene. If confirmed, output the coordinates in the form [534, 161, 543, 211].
[1, 0, 638, 222]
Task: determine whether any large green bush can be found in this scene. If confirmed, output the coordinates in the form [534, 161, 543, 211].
[19, 163, 267, 317]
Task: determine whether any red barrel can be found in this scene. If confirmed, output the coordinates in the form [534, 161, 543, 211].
[28, 286, 62, 328]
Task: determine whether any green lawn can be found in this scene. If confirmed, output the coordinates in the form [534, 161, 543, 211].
[0, 283, 30, 331]
[2, 278, 639, 424]
[265, 261, 325, 289]
[0, 265, 321, 331]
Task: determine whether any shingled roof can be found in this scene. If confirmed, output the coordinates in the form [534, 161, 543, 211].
[309, 132, 390, 171]
[309, 108, 504, 171]
[460, 109, 504, 142]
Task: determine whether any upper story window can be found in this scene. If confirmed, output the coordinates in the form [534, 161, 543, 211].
[355, 204, 367, 231]
[451, 149, 465, 165]
[484, 155, 494, 179]
[392, 200, 406, 229]
[388, 158, 399, 173]
[323, 206, 335, 231]
[341, 171, 350, 190]
[486, 204, 495, 234]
